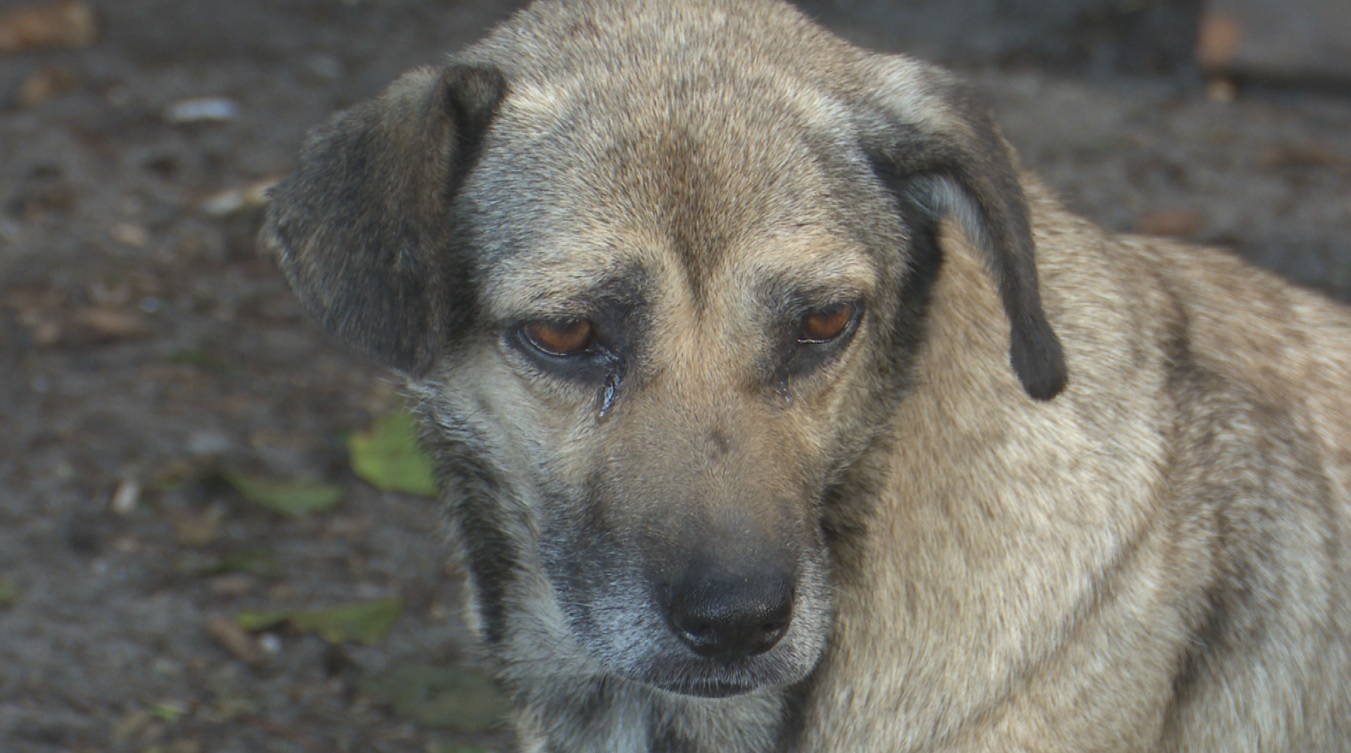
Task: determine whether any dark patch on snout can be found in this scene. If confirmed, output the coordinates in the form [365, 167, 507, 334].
[707, 429, 732, 460]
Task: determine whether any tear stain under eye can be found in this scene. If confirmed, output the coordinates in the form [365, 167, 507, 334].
[598, 369, 621, 419]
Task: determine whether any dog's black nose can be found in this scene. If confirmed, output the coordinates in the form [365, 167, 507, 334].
[666, 571, 794, 661]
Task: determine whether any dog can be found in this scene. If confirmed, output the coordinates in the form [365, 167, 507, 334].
[261, 0, 1351, 750]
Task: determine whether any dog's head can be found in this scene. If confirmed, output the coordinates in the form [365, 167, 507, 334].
[263, 0, 1065, 699]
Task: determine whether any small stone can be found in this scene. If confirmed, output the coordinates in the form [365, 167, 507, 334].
[305, 54, 342, 81]
[258, 633, 282, 655]
[110, 222, 149, 248]
[185, 429, 232, 458]
[1205, 78, 1238, 104]
[164, 97, 240, 125]
[199, 177, 279, 217]
[109, 477, 141, 516]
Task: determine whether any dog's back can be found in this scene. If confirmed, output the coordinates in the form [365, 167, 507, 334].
[1130, 219, 1351, 752]
[790, 179, 1351, 751]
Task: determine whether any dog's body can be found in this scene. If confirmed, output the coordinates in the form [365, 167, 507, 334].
[262, 0, 1351, 750]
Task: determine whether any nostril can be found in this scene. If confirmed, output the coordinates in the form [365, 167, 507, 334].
[666, 575, 794, 661]
[673, 619, 718, 651]
[761, 618, 788, 644]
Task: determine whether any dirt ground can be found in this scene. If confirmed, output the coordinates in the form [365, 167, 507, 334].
[2, 1, 1349, 752]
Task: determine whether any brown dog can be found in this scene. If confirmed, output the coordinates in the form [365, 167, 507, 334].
[262, 0, 1351, 750]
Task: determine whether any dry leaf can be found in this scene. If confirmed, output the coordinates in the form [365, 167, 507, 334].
[1135, 209, 1205, 238]
[1197, 12, 1242, 72]
[22, 304, 152, 347]
[1255, 143, 1350, 172]
[2, 281, 62, 313]
[65, 305, 151, 345]
[206, 573, 258, 598]
[172, 507, 224, 548]
[0, 0, 97, 55]
[206, 614, 265, 666]
[16, 65, 79, 107]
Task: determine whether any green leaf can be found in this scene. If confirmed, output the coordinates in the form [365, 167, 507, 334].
[234, 608, 292, 633]
[167, 350, 225, 370]
[236, 598, 404, 645]
[148, 702, 187, 722]
[223, 471, 343, 518]
[291, 599, 404, 644]
[178, 550, 281, 579]
[348, 410, 438, 496]
[360, 661, 508, 732]
[0, 575, 17, 609]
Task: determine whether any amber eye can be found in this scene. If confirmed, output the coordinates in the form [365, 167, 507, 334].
[798, 303, 856, 344]
[522, 319, 596, 357]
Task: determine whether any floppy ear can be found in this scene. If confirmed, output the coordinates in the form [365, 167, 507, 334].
[261, 64, 508, 377]
[858, 58, 1068, 401]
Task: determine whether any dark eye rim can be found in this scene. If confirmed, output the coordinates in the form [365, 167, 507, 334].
[796, 301, 863, 346]
[510, 318, 623, 387]
[780, 300, 865, 381]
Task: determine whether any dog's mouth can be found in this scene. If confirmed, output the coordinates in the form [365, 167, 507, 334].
[629, 649, 812, 699]
[564, 593, 828, 700]
[653, 675, 760, 699]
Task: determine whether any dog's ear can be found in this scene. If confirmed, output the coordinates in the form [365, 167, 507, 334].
[262, 64, 507, 377]
[858, 59, 1067, 401]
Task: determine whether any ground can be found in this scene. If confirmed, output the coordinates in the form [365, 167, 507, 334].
[1, 1, 1349, 752]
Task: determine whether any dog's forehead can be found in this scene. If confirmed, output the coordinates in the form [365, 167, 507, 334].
[471, 77, 879, 314]
[474, 132, 875, 315]
[479, 221, 875, 317]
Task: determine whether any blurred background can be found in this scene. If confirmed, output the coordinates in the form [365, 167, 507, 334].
[1, 0, 1348, 751]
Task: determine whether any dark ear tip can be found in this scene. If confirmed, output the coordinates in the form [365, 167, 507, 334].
[1021, 365, 1068, 401]
[439, 63, 509, 120]
[441, 63, 508, 91]
[1012, 326, 1068, 401]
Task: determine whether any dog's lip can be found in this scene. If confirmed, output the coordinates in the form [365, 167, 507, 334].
[626, 648, 782, 698]
[653, 676, 760, 699]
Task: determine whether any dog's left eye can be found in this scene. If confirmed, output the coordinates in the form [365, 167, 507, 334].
[798, 303, 857, 344]
[521, 319, 597, 357]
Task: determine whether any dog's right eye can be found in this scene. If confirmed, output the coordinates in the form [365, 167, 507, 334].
[521, 319, 596, 357]
[797, 302, 859, 345]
